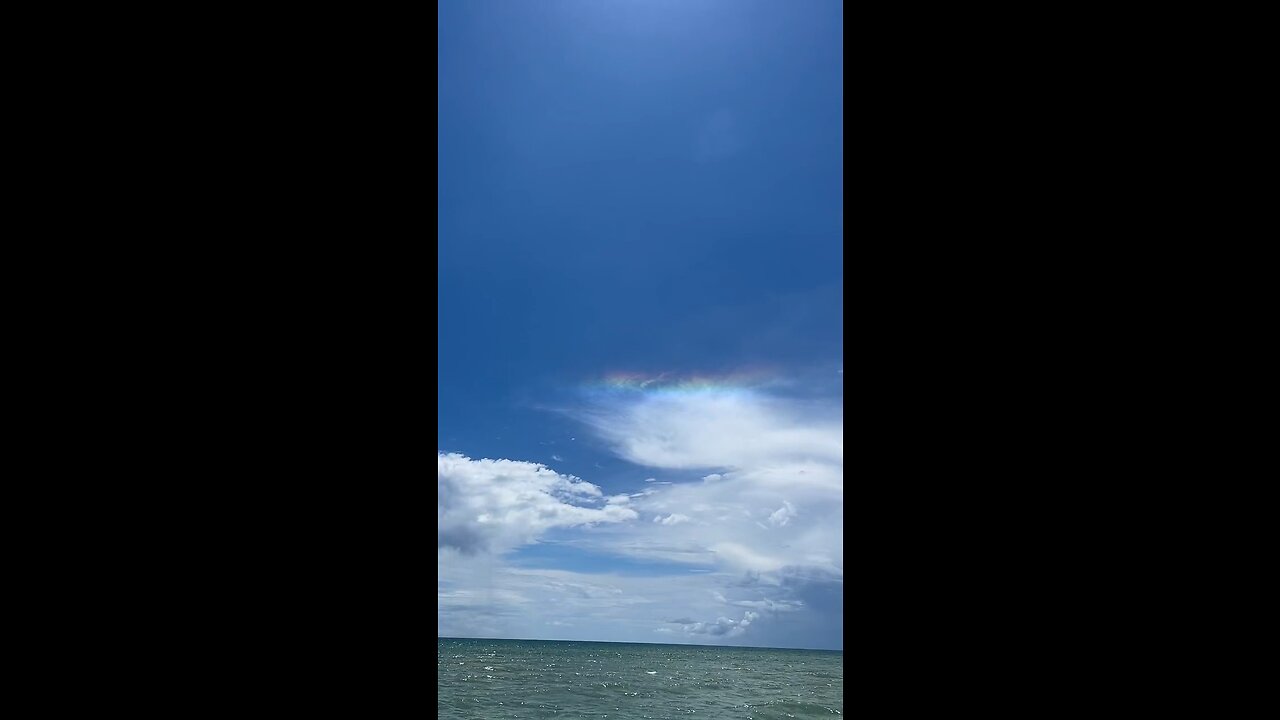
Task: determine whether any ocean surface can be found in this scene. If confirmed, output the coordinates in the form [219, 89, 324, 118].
[438, 637, 843, 719]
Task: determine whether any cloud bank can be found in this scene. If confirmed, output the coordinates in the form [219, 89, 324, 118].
[438, 383, 843, 648]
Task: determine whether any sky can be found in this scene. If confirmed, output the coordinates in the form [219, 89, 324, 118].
[438, 0, 843, 650]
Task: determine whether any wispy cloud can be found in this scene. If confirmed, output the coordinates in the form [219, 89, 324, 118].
[566, 386, 844, 578]
[577, 388, 842, 473]
[767, 500, 796, 528]
[654, 513, 691, 525]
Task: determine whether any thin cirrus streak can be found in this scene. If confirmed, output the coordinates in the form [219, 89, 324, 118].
[581, 368, 782, 395]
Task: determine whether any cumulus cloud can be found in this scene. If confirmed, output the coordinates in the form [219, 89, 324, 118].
[438, 453, 637, 554]
[677, 611, 758, 637]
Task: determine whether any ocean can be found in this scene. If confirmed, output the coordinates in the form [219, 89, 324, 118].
[438, 637, 843, 718]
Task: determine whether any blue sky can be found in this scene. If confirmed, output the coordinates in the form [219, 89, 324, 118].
[438, 0, 843, 650]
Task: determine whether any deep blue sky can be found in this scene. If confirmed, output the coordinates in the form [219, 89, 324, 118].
[439, 0, 843, 649]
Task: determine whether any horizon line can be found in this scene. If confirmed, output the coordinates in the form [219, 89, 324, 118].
[437, 635, 842, 653]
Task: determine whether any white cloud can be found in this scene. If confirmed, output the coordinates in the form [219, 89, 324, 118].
[563, 387, 844, 580]
[438, 453, 637, 554]
[653, 513, 691, 525]
[677, 610, 758, 637]
[438, 560, 740, 641]
[767, 500, 796, 528]
[578, 390, 842, 474]
[711, 542, 785, 572]
[439, 383, 843, 648]
[720, 596, 804, 612]
[437, 550, 838, 648]
[544, 579, 623, 599]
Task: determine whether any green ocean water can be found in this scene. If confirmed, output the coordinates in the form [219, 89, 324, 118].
[438, 637, 843, 719]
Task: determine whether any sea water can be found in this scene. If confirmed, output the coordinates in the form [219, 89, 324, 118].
[438, 637, 843, 718]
